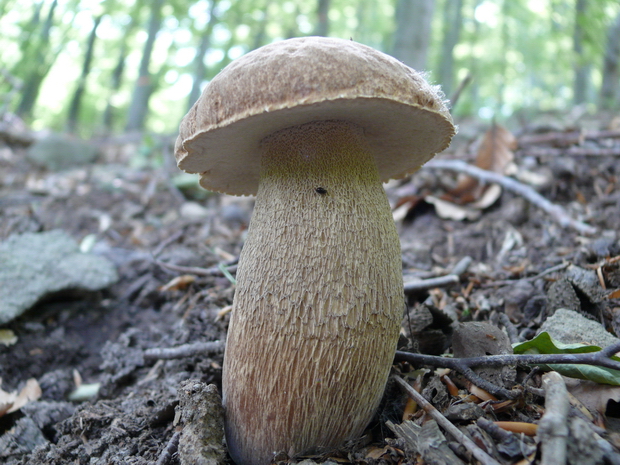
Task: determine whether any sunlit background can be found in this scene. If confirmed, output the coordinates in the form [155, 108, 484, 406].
[1, 0, 618, 136]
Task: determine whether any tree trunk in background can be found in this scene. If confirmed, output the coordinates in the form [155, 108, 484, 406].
[437, 0, 463, 98]
[15, 0, 58, 119]
[125, 0, 165, 132]
[18, 1, 44, 59]
[186, 0, 219, 111]
[103, 3, 143, 133]
[572, 0, 589, 105]
[467, 0, 483, 112]
[600, 11, 620, 110]
[252, 1, 270, 49]
[354, 0, 369, 44]
[284, 3, 300, 39]
[392, 0, 435, 71]
[496, 0, 509, 113]
[67, 14, 102, 133]
[103, 41, 129, 133]
[314, 0, 330, 37]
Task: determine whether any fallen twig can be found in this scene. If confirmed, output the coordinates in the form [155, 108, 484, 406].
[155, 259, 238, 277]
[392, 375, 502, 465]
[538, 372, 569, 465]
[481, 261, 570, 288]
[450, 256, 473, 276]
[394, 340, 620, 399]
[404, 256, 472, 294]
[404, 274, 459, 293]
[518, 129, 620, 147]
[144, 341, 225, 361]
[156, 431, 181, 465]
[525, 146, 620, 157]
[151, 230, 184, 258]
[424, 159, 597, 235]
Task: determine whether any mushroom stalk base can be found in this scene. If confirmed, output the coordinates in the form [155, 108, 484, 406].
[222, 121, 404, 465]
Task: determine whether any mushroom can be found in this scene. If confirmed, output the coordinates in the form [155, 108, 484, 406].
[175, 37, 455, 465]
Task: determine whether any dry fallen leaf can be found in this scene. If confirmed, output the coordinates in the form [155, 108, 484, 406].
[429, 124, 517, 221]
[159, 274, 196, 292]
[445, 123, 517, 202]
[0, 378, 42, 417]
[564, 376, 620, 415]
[494, 421, 538, 436]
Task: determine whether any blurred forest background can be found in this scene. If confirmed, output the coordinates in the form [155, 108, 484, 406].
[1, 0, 619, 139]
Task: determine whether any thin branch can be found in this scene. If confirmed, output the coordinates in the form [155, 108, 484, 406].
[396, 341, 620, 371]
[538, 372, 569, 465]
[450, 256, 473, 276]
[481, 262, 570, 288]
[404, 256, 472, 293]
[155, 260, 238, 277]
[151, 230, 184, 258]
[424, 159, 597, 235]
[394, 340, 620, 399]
[144, 341, 225, 361]
[392, 375, 502, 465]
[156, 431, 181, 465]
[526, 146, 620, 157]
[404, 274, 459, 293]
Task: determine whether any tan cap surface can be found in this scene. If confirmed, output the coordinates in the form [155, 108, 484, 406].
[175, 36, 455, 195]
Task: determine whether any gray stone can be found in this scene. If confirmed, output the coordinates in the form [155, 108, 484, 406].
[0, 416, 47, 459]
[0, 230, 118, 324]
[452, 321, 516, 387]
[26, 133, 99, 171]
[177, 381, 225, 465]
[539, 308, 619, 348]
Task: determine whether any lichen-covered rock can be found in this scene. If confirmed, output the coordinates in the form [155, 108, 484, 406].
[26, 133, 99, 171]
[539, 308, 619, 348]
[0, 230, 118, 324]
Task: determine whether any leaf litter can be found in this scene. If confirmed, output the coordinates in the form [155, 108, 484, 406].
[0, 113, 619, 464]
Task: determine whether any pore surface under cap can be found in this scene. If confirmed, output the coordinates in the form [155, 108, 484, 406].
[175, 36, 455, 196]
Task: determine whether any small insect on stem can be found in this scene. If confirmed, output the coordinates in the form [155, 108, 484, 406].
[315, 187, 327, 195]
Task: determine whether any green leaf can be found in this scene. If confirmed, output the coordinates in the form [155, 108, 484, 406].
[513, 332, 620, 386]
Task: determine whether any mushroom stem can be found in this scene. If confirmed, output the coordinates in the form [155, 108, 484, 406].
[222, 121, 404, 465]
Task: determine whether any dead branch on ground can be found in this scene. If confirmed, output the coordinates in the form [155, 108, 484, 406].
[538, 372, 569, 465]
[392, 375, 502, 465]
[394, 340, 620, 399]
[424, 159, 597, 235]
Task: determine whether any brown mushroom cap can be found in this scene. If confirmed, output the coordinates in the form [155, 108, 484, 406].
[175, 36, 455, 196]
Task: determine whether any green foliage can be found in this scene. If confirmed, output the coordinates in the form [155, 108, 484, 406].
[513, 331, 620, 386]
[0, 0, 619, 135]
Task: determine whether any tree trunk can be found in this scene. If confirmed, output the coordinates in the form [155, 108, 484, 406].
[437, 0, 463, 98]
[67, 14, 102, 133]
[391, 0, 435, 71]
[186, 0, 219, 111]
[252, 2, 270, 49]
[496, 0, 510, 112]
[284, 3, 300, 39]
[16, 0, 58, 119]
[314, 0, 330, 37]
[103, 4, 144, 133]
[572, 0, 589, 105]
[19, 1, 44, 58]
[125, 0, 165, 132]
[467, 0, 483, 111]
[600, 11, 620, 110]
[103, 41, 128, 133]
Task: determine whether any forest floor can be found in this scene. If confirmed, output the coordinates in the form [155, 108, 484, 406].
[1, 110, 620, 465]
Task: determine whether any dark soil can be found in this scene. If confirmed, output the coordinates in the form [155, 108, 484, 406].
[1, 114, 619, 464]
